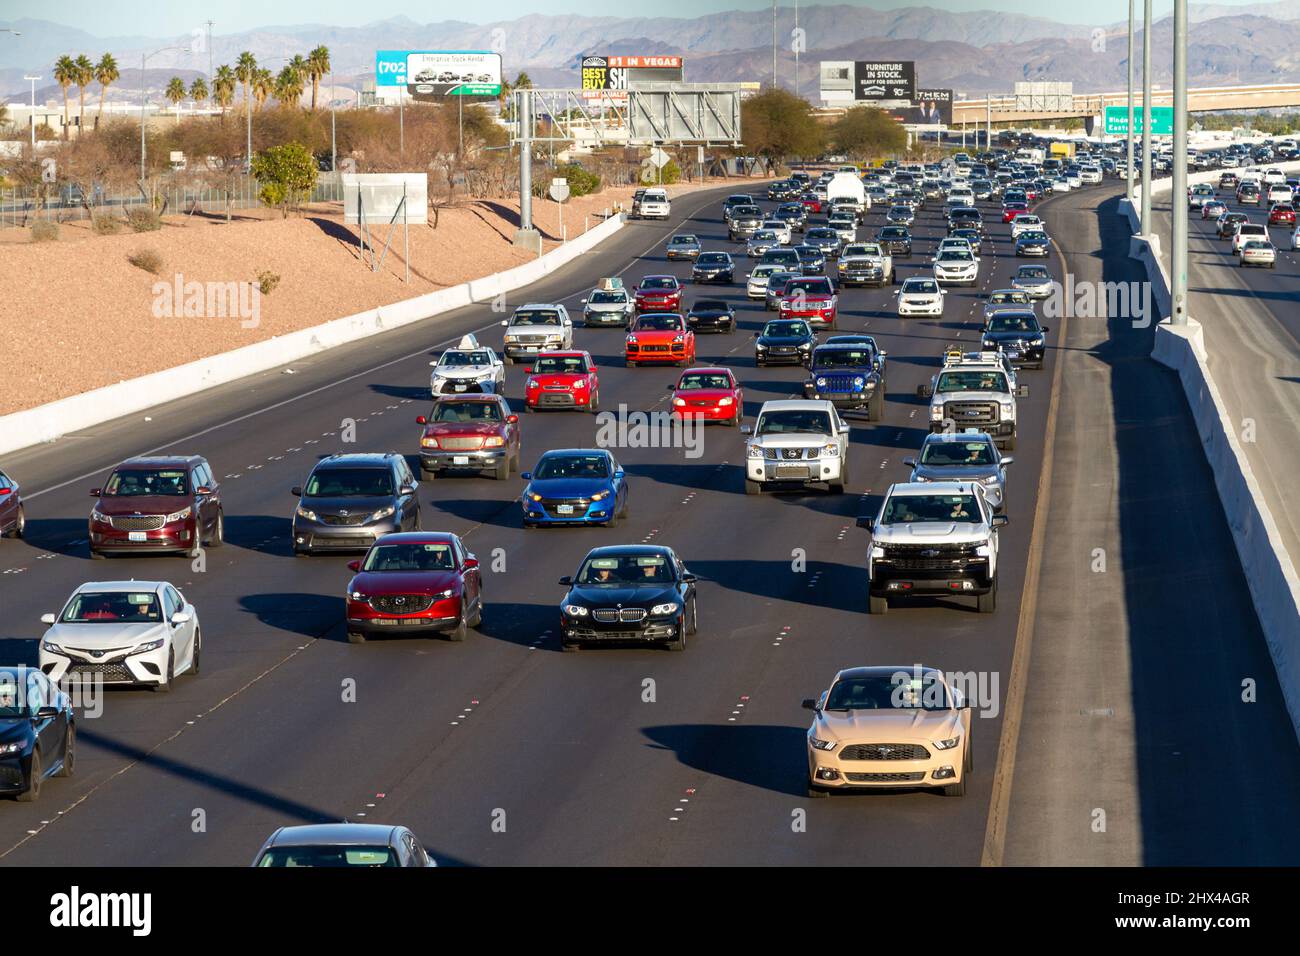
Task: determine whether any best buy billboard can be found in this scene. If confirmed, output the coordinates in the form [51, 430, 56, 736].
[1104, 106, 1173, 136]
[375, 50, 502, 97]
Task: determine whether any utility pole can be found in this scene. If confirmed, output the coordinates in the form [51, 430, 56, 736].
[1126, 0, 1135, 207]
[1171, 0, 1188, 325]
[206, 20, 214, 81]
[772, 0, 778, 91]
[514, 89, 540, 253]
[794, 0, 800, 100]
[24, 75, 40, 149]
[1140, 0, 1153, 232]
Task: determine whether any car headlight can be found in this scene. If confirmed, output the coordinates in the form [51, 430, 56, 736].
[650, 602, 680, 616]
[933, 736, 962, 750]
[483, 436, 505, 448]
[930, 406, 944, 420]
[571, 379, 586, 388]
[91, 508, 110, 523]
[747, 444, 764, 459]
[815, 377, 827, 387]
[166, 506, 192, 523]
[350, 591, 365, 601]
[821, 443, 839, 457]
[626, 335, 638, 345]
[526, 378, 539, 390]
[0, 742, 23, 755]
[808, 735, 837, 752]
[798, 341, 812, 350]
[673, 397, 687, 406]
[1000, 403, 1015, 418]
[672, 335, 684, 344]
[436, 588, 456, 599]
[369, 505, 396, 522]
[718, 397, 734, 406]
[590, 490, 611, 501]
[527, 491, 543, 502]
[421, 437, 439, 449]
[853, 376, 865, 387]
[755, 342, 768, 350]
[133, 638, 166, 654]
[41, 641, 63, 654]
[295, 505, 319, 521]
[564, 604, 589, 617]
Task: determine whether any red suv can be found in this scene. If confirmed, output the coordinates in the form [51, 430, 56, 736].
[345, 532, 482, 643]
[778, 276, 839, 330]
[1268, 203, 1296, 227]
[634, 275, 684, 313]
[626, 314, 696, 367]
[416, 394, 520, 479]
[523, 350, 600, 412]
[88, 456, 223, 559]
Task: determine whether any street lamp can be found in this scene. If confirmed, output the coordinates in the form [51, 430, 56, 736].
[329, 66, 369, 175]
[1140, 0, 1153, 232]
[23, 75, 40, 149]
[141, 46, 186, 185]
[1126, 0, 1135, 207]
[1171, 0, 1188, 325]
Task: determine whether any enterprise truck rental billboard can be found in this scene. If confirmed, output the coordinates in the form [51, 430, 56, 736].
[375, 50, 502, 98]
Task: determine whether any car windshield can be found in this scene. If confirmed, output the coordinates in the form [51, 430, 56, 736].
[640, 278, 678, 291]
[361, 542, 454, 571]
[1019, 232, 1048, 242]
[752, 231, 778, 241]
[1017, 267, 1049, 280]
[634, 315, 683, 331]
[936, 370, 1009, 393]
[842, 245, 872, 257]
[304, 468, 393, 497]
[751, 266, 777, 279]
[815, 349, 873, 367]
[903, 280, 938, 293]
[670, 236, 697, 245]
[824, 673, 951, 711]
[736, 206, 761, 216]
[511, 309, 561, 326]
[784, 279, 832, 295]
[921, 441, 995, 466]
[938, 250, 973, 261]
[692, 301, 728, 313]
[429, 401, 502, 423]
[438, 351, 491, 367]
[806, 229, 836, 239]
[577, 553, 674, 586]
[880, 227, 908, 238]
[764, 321, 810, 337]
[766, 273, 798, 290]
[988, 315, 1039, 333]
[1245, 241, 1272, 251]
[533, 356, 589, 375]
[103, 469, 189, 497]
[257, 846, 400, 867]
[62, 591, 162, 623]
[678, 373, 732, 390]
[756, 409, 832, 435]
[697, 253, 729, 265]
[534, 455, 609, 480]
[990, 292, 1028, 304]
[882, 493, 982, 524]
[795, 247, 822, 261]
[589, 291, 626, 304]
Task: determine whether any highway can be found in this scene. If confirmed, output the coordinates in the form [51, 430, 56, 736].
[0, 175, 1294, 865]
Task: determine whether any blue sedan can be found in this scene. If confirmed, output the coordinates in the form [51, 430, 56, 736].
[520, 449, 630, 528]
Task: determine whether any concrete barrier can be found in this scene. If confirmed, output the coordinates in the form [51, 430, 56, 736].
[0, 212, 626, 457]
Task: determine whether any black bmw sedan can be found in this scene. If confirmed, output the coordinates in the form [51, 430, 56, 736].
[0, 667, 75, 802]
[558, 545, 699, 651]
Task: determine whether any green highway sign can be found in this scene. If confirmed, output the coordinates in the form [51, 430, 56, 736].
[1104, 106, 1173, 136]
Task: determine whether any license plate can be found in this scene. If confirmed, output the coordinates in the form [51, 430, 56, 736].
[556, 504, 575, 515]
[128, 531, 147, 542]
[453, 456, 470, 465]
[454, 384, 467, 392]
[963, 427, 981, 434]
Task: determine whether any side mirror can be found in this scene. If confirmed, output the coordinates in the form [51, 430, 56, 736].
[801, 698, 819, 711]
[558, 575, 573, 586]
[399, 485, 417, 497]
[40, 613, 55, 626]
[347, 560, 361, 572]
[89, 488, 101, 497]
[500, 320, 508, 326]
[429, 360, 437, 367]
[580, 298, 588, 305]
[682, 572, 698, 583]
[1040, 326, 1050, 334]
[291, 486, 302, 497]
[463, 556, 480, 570]
[1016, 385, 1030, 398]
[917, 385, 934, 398]
[902, 457, 917, 467]
[520, 471, 532, 480]
[856, 516, 874, 530]
[506, 414, 519, 424]
[614, 470, 625, 479]
[35, 706, 60, 720]
[170, 612, 192, 626]
[739, 424, 753, 435]
[523, 367, 532, 374]
[416, 415, 428, 425]
[665, 382, 676, 390]
[991, 514, 1010, 529]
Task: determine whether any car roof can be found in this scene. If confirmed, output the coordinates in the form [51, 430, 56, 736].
[535, 350, 590, 357]
[835, 664, 944, 681]
[115, 456, 202, 469]
[433, 393, 501, 403]
[923, 431, 994, 444]
[373, 531, 454, 545]
[539, 448, 611, 458]
[584, 544, 672, 559]
[516, 303, 562, 310]
[889, 480, 978, 496]
[680, 366, 732, 376]
[73, 580, 166, 593]
[316, 453, 399, 467]
[759, 399, 835, 411]
[265, 823, 402, 848]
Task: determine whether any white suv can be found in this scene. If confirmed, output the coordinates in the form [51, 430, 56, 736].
[500, 304, 573, 364]
[635, 188, 671, 220]
[741, 400, 851, 495]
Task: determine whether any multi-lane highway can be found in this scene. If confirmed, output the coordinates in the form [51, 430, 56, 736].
[0, 174, 1296, 866]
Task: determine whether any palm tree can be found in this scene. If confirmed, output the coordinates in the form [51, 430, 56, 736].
[306, 45, 330, 111]
[514, 71, 533, 90]
[275, 63, 305, 108]
[189, 77, 208, 108]
[94, 53, 119, 127]
[498, 76, 512, 117]
[73, 54, 94, 131]
[53, 55, 77, 137]
[253, 68, 274, 111]
[213, 65, 236, 114]
[235, 51, 257, 113]
[165, 77, 186, 121]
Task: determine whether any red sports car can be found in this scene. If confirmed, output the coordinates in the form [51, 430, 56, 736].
[626, 313, 696, 367]
[778, 276, 838, 330]
[1268, 203, 1296, 227]
[800, 195, 824, 215]
[344, 531, 483, 643]
[634, 275, 684, 313]
[523, 350, 600, 412]
[669, 367, 743, 426]
[1002, 202, 1028, 223]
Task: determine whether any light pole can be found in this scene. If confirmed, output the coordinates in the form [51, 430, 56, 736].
[328, 65, 368, 174]
[141, 46, 185, 185]
[1140, 0, 1152, 232]
[1126, 0, 1135, 207]
[23, 75, 40, 149]
[1171, 0, 1188, 325]
[771, 0, 777, 91]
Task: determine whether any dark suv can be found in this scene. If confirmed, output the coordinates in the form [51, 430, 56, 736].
[803, 343, 885, 419]
[291, 453, 421, 556]
[88, 456, 223, 559]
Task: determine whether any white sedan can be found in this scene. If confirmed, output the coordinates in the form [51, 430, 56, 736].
[40, 581, 201, 692]
[933, 249, 980, 287]
[429, 334, 505, 395]
[897, 277, 946, 317]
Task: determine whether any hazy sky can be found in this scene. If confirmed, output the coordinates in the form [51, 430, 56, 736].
[1, 0, 1261, 34]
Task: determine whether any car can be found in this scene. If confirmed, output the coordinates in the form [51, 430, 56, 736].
[885, 204, 914, 226]
[0, 468, 24, 539]
[755, 318, 816, 366]
[799, 194, 824, 216]
[0, 668, 74, 802]
[666, 234, 702, 261]
[500, 303, 573, 364]
[982, 310, 1050, 368]
[428, 334, 504, 395]
[746, 264, 782, 298]
[803, 227, 842, 259]
[803, 343, 885, 420]
[950, 227, 983, 254]
[722, 194, 756, 220]
[933, 248, 980, 286]
[1009, 214, 1044, 238]
[774, 203, 808, 232]
[1202, 199, 1227, 220]
[635, 188, 671, 219]
[1187, 183, 1215, 208]
[1014, 230, 1051, 257]
[669, 367, 744, 426]
[626, 313, 696, 367]
[1269, 185, 1295, 205]
[762, 219, 793, 245]
[897, 277, 945, 317]
[826, 212, 857, 244]
[522, 350, 601, 412]
[691, 251, 735, 284]
[919, 362, 1026, 449]
[758, 247, 802, 274]
[88, 456, 224, 559]
[1239, 239, 1277, 268]
[905, 431, 1012, 513]
[581, 279, 635, 327]
[1217, 212, 1249, 238]
[983, 289, 1034, 321]
[291, 453, 421, 556]
[686, 298, 736, 334]
[1219, 171, 1240, 190]
[634, 275, 684, 313]
[1291, 227, 1300, 250]
[1231, 222, 1269, 254]
[802, 665, 973, 796]
[858, 481, 1008, 614]
[39, 580, 200, 691]
[1011, 264, 1054, 299]
[520, 449, 629, 529]
[415, 394, 520, 479]
[1236, 182, 1261, 205]
[558, 545, 698, 652]
[253, 824, 436, 866]
[343, 532, 481, 642]
[876, 225, 912, 258]
[746, 229, 781, 258]
[1051, 177, 1071, 193]
[948, 208, 985, 236]
[792, 243, 827, 275]
[741, 399, 851, 495]
[727, 204, 764, 240]
[764, 269, 801, 310]
[778, 275, 839, 330]
[1268, 204, 1296, 227]
[838, 242, 894, 286]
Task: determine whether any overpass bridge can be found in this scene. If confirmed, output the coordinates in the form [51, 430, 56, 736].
[951, 83, 1300, 126]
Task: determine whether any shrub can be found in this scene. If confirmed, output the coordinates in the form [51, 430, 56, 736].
[556, 162, 602, 197]
[125, 207, 162, 232]
[250, 142, 318, 217]
[91, 215, 121, 235]
[128, 248, 163, 274]
[639, 159, 682, 186]
[31, 221, 59, 242]
[257, 270, 281, 295]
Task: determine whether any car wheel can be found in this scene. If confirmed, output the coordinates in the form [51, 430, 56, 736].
[504, 355, 514, 365]
[561, 639, 581, 652]
[942, 775, 967, 797]
[448, 609, 468, 642]
[606, 508, 619, 529]
[154, 649, 175, 692]
[964, 736, 974, 774]
[6, 506, 23, 539]
[494, 458, 510, 481]
[626, 360, 636, 368]
[590, 390, 601, 413]
[510, 453, 520, 474]
[347, 630, 366, 644]
[687, 598, 699, 636]
[1003, 434, 1016, 451]
[191, 629, 201, 675]
[468, 596, 482, 628]
[868, 388, 884, 421]
[977, 583, 997, 614]
[667, 622, 687, 652]
[17, 749, 41, 802]
[207, 510, 224, 548]
[55, 726, 75, 778]
[868, 594, 888, 615]
[90, 548, 105, 560]
[807, 782, 829, 798]
[744, 478, 762, 496]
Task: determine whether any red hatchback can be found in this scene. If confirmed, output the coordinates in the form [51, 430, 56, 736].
[345, 532, 482, 643]
[669, 367, 743, 426]
[634, 275, 684, 313]
[1268, 203, 1296, 227]
[626, 313, 696, 367]
[88, 456, 224, 559]
[1002, 202, 1028, 223]
[778, 276, 838, 330]
[523, 350, 600, 412]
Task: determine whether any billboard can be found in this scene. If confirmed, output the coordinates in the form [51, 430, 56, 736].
[887, 89, 953, 126]
[374, 50, 502, 98]
[1104, 105, 1173, 135]
[580, 54, 684, 102]
[819, 61, 916, 103]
